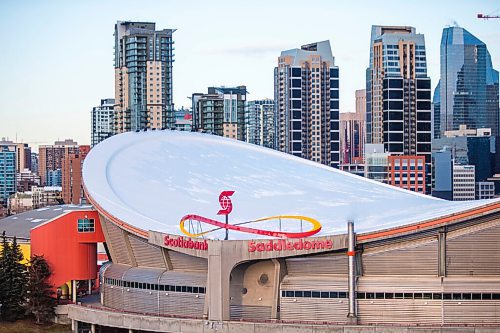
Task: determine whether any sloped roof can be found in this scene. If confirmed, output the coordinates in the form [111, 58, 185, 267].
[0, 205, 94, 239]
[83, 131, 498, 240]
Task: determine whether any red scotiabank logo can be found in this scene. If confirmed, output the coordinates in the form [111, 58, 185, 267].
[217, 191, 234, 215]
[248, 239, 333, 253]
[164, 235, 208, 251]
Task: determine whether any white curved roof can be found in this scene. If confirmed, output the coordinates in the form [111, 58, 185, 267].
[83, 130, 496, 240]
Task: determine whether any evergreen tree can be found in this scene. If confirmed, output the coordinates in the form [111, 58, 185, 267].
[0, 231, 8, 320]
[26, 255, 56, 324]
[1, 236, 27, 321]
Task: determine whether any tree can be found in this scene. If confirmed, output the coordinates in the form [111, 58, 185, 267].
[0, 235, 27, 321]
[0, 231, 8, 318]
[26, 255, 56, 324]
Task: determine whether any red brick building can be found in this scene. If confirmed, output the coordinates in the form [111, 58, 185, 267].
[62, 145, 90, 204]
[388, 155, 426, 193]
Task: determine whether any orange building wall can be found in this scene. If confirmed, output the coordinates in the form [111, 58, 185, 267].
[30, 210, 105, 289]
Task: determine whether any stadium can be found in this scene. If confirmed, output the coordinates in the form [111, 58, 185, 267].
[71, 130, 500, 332]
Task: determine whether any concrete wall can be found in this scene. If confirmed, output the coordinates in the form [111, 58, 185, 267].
[68, 304, 500, 333]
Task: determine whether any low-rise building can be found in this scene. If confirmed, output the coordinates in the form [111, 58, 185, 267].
[16, 168, 40, 192]
[453, 165, 475, 201]
[364, 144, 389, 183]
[8, 186, 63, 214]
[476, 181, 495, 200]
[388, 156, 426, 193]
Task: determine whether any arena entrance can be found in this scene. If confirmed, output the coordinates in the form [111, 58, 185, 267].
[229, 259, 282, 320]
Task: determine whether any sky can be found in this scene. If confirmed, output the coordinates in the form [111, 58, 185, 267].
[0, 0, 499, 150]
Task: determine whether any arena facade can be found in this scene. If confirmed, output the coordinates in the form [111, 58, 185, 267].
[72, 130, 500, 332]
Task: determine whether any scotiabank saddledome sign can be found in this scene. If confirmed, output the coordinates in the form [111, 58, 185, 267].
[178, 191, 322, 239]
[248, 238, 333, 252]
[164, 191, 326, 253]
[164, 235, 208, 251]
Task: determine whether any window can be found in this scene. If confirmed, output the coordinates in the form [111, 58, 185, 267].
[78, 218, 95, 233]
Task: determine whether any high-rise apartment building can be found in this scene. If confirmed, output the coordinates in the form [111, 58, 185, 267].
[92, 98, 115, 147]
[192, 86, 247, 140]
[340, 90, 365, 164]
[435, 26, 499, 137]
[274, 41, 340, 167]
[0, 140, 31, 172]
[0, 144, 16, 206]
[192, 92, 223, 136]
[114, 21, 175, 133]
[366, 26, 432, 193]
[62, 145, 90, 205]
[245, 99, 275, 149]
[38, 139, 79, 186]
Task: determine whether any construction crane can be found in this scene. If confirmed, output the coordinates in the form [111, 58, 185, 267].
[477, 13, 500, 19]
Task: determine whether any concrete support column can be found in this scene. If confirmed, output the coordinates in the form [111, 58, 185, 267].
[347, 220, 357, 324]
[88, 280, 92, 295]
[207, 242, 235, 321]
[72, 280, 77, 303]
[71, 319, 78, 333]
[90, 323, 96, 333]
[128, 329, 134, 333]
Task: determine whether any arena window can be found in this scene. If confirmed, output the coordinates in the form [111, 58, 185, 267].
[104, 278, 206, 294]
[279, 290, 500, 301]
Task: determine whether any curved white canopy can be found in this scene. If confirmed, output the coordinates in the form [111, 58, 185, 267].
[83, 130, 495, 240]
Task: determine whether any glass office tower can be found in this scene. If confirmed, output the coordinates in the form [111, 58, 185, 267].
[437, 26, 500, 137]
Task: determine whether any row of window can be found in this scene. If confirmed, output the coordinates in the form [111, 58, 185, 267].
[282, 290, 348, 298]
[281, 290, 500, 301]
[104, 278, 206, 294]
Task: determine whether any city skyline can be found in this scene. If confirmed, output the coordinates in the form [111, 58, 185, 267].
[0, 0, 499, 149]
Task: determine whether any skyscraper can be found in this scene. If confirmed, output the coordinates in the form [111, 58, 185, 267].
[432, 82, 440, 139]
[92, 98, 115, 147]
[340, 89, 366, 164]
[436, 26, 500, 137]
[245, 99, 275, 148]
[114, 21, 175, 133]
[192, 86, 247, 140]
[274, 41, 340, 167]
[0, 144, 16, 206]
[366, 26, 432, 193]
